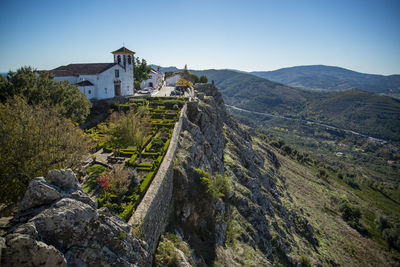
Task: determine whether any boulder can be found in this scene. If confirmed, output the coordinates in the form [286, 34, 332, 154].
[2, 169, 149, 267]
[48, 169, 79, 190]
[19, 177, 62, 211]
[2, 234, 67, 267]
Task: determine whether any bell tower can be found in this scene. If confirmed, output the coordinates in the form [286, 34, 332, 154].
[111, 46, 135, 71]
[111, 46, 135, 96]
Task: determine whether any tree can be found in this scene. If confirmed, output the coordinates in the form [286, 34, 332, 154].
[134, 58, 151, 83]
[103, 109, 151, 161]
[199, 75, 208, 83]
[0, 67, 91, 124]
[176, 78, 193, 88]
[0, 97, 90, 204]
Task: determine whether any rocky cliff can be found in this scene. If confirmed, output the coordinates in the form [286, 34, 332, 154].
[155, 83, 320, 266]
[1, 169, 149, 267]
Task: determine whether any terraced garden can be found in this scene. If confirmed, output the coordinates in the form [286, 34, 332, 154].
[83, 97, 186, 221]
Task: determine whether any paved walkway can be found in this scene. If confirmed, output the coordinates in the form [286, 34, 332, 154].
[155, 86, 175, 97]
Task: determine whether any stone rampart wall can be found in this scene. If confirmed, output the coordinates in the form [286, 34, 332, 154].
[128, 103, 187, 256]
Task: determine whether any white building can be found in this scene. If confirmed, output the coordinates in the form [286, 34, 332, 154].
[50, 47, 135, 100]
[165, 73, 182, 86]
[141, 68, 164, 89]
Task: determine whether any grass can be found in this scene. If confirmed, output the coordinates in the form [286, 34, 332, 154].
[82, 164, 107, 193]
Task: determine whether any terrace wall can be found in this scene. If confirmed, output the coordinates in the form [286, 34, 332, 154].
[128, 102, 187, 255]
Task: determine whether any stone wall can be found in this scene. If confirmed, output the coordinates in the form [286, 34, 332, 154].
[128, 103, 187, 256]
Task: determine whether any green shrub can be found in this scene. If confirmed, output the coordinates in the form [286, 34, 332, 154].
[151, 138, 165, 151]
[140, 171, 155, 193]
[196, 169, 231, 200]
[339, 203, 361, 222]
[119, 201, 135, 221]
[339, 202, 368, 235]
[154, 233, 192, 267]
[299, 256, 311, 267]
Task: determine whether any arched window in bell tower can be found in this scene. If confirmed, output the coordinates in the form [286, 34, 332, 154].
[117, 55, 121, 64]
[128, 55, 131, 64]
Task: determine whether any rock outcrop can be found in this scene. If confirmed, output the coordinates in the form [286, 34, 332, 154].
[1, 169, 149, 267]
[164, 83, 319, 266]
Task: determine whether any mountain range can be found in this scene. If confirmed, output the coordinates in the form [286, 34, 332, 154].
[251, 65, 400, 97]
[190, 69, 400, 142]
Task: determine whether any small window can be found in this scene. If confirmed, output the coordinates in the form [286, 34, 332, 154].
[117, 55, 121, 64]
[105, 88, 107, 94]
[128, 55, 131, 64]
[115, 69, 119, 78]
[88, 90, 91, 94]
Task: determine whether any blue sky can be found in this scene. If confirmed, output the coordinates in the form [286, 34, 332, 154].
[0, 0, 399, 75]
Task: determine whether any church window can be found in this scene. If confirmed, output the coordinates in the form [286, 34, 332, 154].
[105, 88, 107, 94]
[128, 55, 131, 64]
[115, 69, 119, 78]
[88, 90, 91, 94]
[117, 55, 121, 64]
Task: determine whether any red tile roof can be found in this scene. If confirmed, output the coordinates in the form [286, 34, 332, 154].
[50, 63, 117, 76]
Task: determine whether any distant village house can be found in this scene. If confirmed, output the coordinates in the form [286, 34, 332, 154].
[165, 73, 182, 86]
[141, 67, 164, 89]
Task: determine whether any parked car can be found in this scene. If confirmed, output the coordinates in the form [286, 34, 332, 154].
[170, 90, 183, 96]
[137, 87, 155, 94]
[137, 89, 151, 94]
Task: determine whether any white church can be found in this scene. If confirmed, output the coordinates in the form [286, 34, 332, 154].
[50, 47, 135, 100]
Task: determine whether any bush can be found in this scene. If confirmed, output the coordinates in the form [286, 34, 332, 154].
[0, 97, 90, 204]
[119, 201, 135, 221]
[382, 225, 400, 250]
[339, 203, 361, 222]
[339, 202, 368, 235]
[199, 75, 208, 83]
[196, 169, 231, 200]
[154, 233, 192, 267]
[151, 138, 165, 151]
[299, 256, 311, 267]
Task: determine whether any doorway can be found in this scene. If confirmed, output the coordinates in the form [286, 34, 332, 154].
[114, 83, 121, 96]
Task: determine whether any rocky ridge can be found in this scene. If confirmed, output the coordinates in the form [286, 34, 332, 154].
[159, 83, 320, 266]
[1, 169, 149, 267]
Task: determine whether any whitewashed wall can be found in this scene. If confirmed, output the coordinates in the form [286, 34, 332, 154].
[166, 74, 181, 86]
[54, 76, 77, 84]
[78, 85, 95, 99]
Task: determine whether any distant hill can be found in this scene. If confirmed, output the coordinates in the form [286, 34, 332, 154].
[150, 65, 180, 73]
[191, 69, 309, 115]
[192, 69, 400, 141]
[307, 89, 400, 141]
[251, 65, 400, 97]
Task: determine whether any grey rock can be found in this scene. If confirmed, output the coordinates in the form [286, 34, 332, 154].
[19, 177, 62, 211]
[3, 234, 67, 267]
[2, 169, 149, 267]
[70, 189, 97, 209]
[48, 168, 80, 190]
